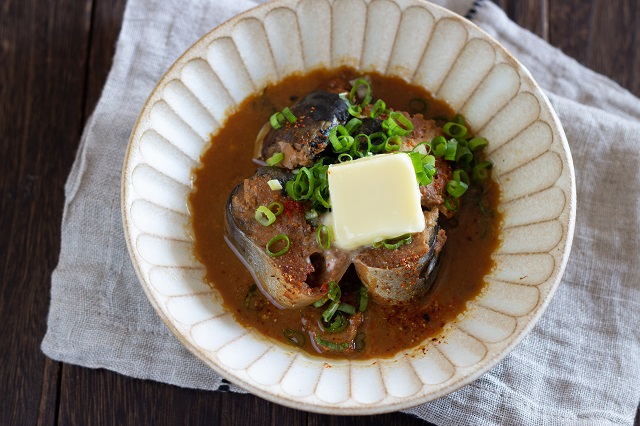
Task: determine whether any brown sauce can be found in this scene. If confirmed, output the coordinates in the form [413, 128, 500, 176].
[189, 68, 501, 359]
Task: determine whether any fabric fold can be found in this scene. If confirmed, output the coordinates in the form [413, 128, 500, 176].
[42, 0, 640, 424]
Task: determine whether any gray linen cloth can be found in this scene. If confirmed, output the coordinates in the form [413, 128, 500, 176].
[42, 0, 640, 424]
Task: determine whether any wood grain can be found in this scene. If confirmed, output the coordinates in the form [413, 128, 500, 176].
[0, 0, 91, 424]
[0, 0, 638, 425]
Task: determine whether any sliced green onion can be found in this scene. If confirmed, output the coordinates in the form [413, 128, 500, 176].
[305, 209, 319, 221]
[266, 152, 284, 166]
[329, 125, 354, 153]
[384, 135, 402, 152]
[270, 112, 285, 129]
[412, 141, 432, 156]
[453, 169, 470, 186]
[345, 117, 362, 135]
[407, 152, 434, 186]
[255, 205, 276, 226]
[267, 179, 282, 190]
[367, 132, 387, 153]
[338, 153, 353, 162]
[443, 122, 468, 138]
[351, 133, 372, 157]
[444, 196, 460, 212]
[283, 329, 306, 347]
[314, 335, 350, 351]
[348, 104, 363, 118]
[472, 160, 493, 182]
[370, 99, 387, 118]
[445, 139, 458, 161]
[327, 281, 341, 301]
[409, 98, 428, 113]
[323, 311, 348, 333]
[373, 233, 412, 250]
[314, 186, 331, 209]
[267, 201, 284, 216]
[382, 112, 414, 137]
[282, 107, 297, 123]
[447, 180, 469, 198]
[316, 225, 332, 250]
[266, 234, 290, 257]
[354, 331, 366, 351]
[349, 78, 372, 107]
[358, 286, 368, 312]
[452, 114, 466, 125]
[431, 136, 447, 157]
[322, 300, 341, 322]
[244, 284, 257, 309]
[313, 295, 329, 308]
[337, 302, 356, 315]
[455, 144, 473, 166]
[468, 137, 488, 151]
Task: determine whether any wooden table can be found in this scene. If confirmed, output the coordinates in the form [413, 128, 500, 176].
[1, 1, 638, 424]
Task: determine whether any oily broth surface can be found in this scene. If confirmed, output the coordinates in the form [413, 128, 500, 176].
[189, 68, 501, 359]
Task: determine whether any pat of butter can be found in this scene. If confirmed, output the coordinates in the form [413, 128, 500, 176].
[327, 153, 425, 250]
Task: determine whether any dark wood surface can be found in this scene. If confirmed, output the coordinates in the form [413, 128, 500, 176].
[1, 0, 638, 424]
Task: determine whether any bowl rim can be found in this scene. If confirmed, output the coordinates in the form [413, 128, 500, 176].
[121, 0, 576, 415]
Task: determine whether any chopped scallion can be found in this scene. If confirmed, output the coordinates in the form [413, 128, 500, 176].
[255, 205, 276, 226]
[266, 234, 290, 257]
[316, 225, 332, 250]
[267, 201, 284, 216]
[269, 112, 285, 129]
[266, 152, 284, 166]
[281, 107, 297, 123]
[267, 178, 282, 190]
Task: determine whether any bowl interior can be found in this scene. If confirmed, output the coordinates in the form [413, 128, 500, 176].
[121, 0, 575, 415]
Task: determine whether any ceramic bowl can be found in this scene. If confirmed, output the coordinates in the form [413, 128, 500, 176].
[122, 0, 575, 415]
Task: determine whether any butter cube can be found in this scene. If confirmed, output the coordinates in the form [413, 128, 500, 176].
[327, 153, 425, 250]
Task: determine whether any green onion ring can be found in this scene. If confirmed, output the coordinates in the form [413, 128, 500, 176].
[370, 99, 387, 118]
[444, 139, 458, 161]
[323, 311, 348, 333]
[266, 152, 284, 166]
[314, 335, 350, 351]
[337, 302, 356, 315]
[269, 112, 285, 129]
[384, 135, 402, 152]
[368, 132, 387, 153]
[267, 201, 284, 216]
[338, 153, 353, 162]
[382, 112, 414, 137]
[282, 107, 297, 123]
[266, 234, 290, 257]
[316, 225, 332, 250]
[444, 196, 460, 212]
[345, 117, 362, 135]
[447, 180, 469, 198]
[472, 160, 493, 182]
[354, 331, 366, 351]
[358, 286, 368, 312]
[349, 78, 372, 107]
[322, 300, 341, 322]
[468, 137, 488, 151]
[443, 122, 468, 138]
[453, 169, 470, 186]
[409, 98, 428, 113]
[327, 281, 341, 301]
[255, 206, 276, 226]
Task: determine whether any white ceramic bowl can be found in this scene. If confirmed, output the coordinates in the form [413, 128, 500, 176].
[122, 0, 575, 415]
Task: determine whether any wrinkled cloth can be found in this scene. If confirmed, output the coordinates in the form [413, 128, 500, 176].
[42, 0, 640, 424]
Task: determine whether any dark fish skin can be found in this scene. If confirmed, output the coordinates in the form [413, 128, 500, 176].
[353, 208, 443, 305]
[259, 90, 350, 168]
